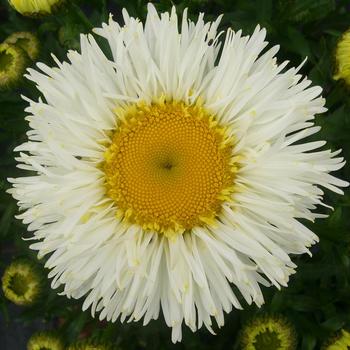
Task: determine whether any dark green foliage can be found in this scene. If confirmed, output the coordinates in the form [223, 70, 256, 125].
[0, 0, 350, 349]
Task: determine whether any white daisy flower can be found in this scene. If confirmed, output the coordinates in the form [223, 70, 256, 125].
[8, 4, 348, 343]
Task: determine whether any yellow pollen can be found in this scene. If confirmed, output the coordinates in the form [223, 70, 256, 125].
[103, 99, 235, 237]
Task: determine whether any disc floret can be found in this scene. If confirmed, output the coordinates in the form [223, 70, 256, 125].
[103, 98, 236, 238]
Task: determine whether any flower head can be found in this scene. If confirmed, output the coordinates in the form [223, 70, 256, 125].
[4, 31, 40, 61]
[238, 314, 297, 350]
[322, 329, 350, 350]
[8, 0, 64, 16]
[0, 43, 28, 90]
[8, 4, 348, 343]
[2, 258, 44, 306]
[27, 331, 64, 350]
[333, 29, 350, 86]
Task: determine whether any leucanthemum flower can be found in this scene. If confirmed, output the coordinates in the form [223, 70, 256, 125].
[2, 258, 44, 306]
[27, 331, 64, 350]
[8, 4, 348, 343]
[238, 314, 297, 350]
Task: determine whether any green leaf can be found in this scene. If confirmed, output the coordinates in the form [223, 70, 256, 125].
[0, 202, 16, 238]
[280, 0, 335, 23]
[301, 334, 317, 350]
[328, 207, 342, 227]
[321, 316, 345, 331]
[255, 0, 272, 22]
[286, 26, 312, 59]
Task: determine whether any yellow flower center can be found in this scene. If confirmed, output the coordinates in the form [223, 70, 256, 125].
[103, 99, 236, 237]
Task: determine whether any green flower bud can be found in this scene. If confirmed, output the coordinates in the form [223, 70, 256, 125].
[27, 331, 64, 350]
[334, 29, 350, 87]
[322, 329, 350, 350]
[8, 0, 65, 17]
[4, 32, 40, 61]
[2, 258, 44, 306]
[0, 43, 29, 90]
[238, 314, 297, 350]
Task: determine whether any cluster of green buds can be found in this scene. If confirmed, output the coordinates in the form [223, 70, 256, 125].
[8, 0, 65, 17]
[238, 314, 297, 350]
[2, 227, 112, 348]
[1, 258, 44, 306]
[27, 331, 65, 350]
[1, 0, 71, 89]
[0, 31, 39, 90]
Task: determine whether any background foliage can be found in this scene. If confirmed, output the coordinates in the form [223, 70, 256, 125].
[0, 0, 350, 349]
